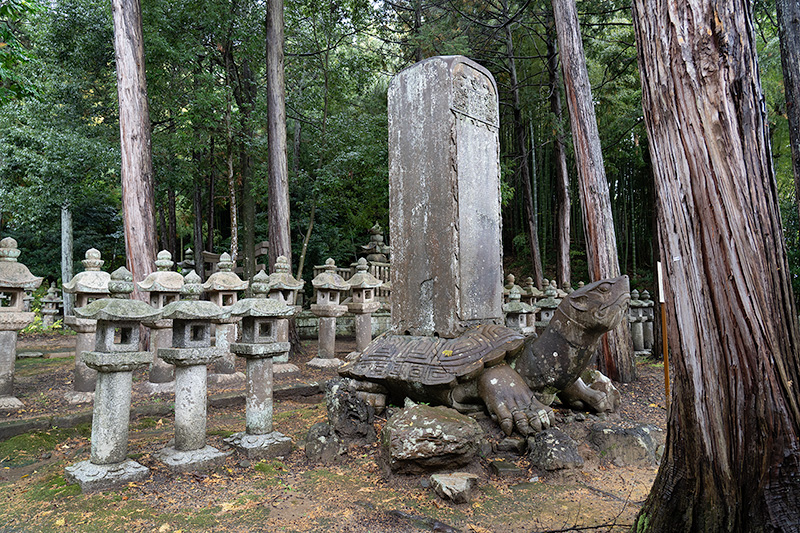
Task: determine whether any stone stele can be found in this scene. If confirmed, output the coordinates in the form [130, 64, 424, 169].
[388, 55, 503, 338]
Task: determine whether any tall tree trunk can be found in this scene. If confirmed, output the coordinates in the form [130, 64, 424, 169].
[548, 26, 571, 288]
[60, 204, 73, 317]
[239, 59, 257, 283]
[112, 0, 155, 299]
[633, 0, 800, 528]
[225, 93, 238, 262]
[167, 187, 177, 258]
[505, 21, 543, 287]
[266, 0, 292, 269]
[157, 196, 168, 251]
[552, 0, 635, 382]
[777, 0, 800, 218]
[206, 138, 216, 253]
[193, 179, 204, 278]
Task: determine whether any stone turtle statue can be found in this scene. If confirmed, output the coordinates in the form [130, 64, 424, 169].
[339, 276, 630, 436]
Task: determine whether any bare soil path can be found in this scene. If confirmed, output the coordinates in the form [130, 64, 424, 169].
[1, 333, 668, 532]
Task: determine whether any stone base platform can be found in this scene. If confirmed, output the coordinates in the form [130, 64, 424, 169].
[64, 390, 94, 405]
[0, 395, 24, 410]
[307, 357, 342, 369]
[224, 431, 293, 460]
[140, 381, 175, 395]
[207, 371, 246, 388]
[274, 363, 300, 375]
[65, 459, 149, 492]
[155, 445, 230, 473]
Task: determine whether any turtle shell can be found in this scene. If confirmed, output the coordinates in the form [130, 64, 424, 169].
[340, 324, 525, 388]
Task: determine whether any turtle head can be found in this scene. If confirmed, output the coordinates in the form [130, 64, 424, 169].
[559, 276, 630, 334]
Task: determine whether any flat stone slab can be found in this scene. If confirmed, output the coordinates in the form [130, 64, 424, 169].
[155, 445, 230, 473]
[0, 396, 24, 410]
[307, 357, 343, 369]
[207, 371, 246, 388]
[65, 459, 149, 493]
[224, 431, 293, 460]
[230, 342, 290, 358]
[64, 390, 94, 405]
[159, 347, 220, 366]
[16, 351, 44, 359]
[488, 459, 525, 477]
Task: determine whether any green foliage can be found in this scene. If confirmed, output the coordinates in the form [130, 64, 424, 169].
[0, 0, 41, 102]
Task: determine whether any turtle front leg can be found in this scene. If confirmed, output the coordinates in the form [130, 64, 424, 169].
[558, 371, 620, 413]
[477, 364, 555, 436]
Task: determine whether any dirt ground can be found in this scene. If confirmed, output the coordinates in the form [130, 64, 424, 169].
[0, 333, 668, 533]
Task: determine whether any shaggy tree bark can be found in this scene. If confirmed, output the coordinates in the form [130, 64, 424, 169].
[112, 0, 155, 297]
[266, 0, 292, 268]
[547, 26, 571, 288]
[552, 0, 635, 382]
[777, 0, 800, 217]
[632, 0, 800, 529]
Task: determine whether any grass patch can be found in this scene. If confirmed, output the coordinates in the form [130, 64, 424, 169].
[25, 473, 82, 501]
[254, 459, 288, 476]
[0, 426, 87, 467]
[14, 356, 71, 377]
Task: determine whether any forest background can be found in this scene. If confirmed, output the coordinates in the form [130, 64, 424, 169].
[0, 0, 796, 301]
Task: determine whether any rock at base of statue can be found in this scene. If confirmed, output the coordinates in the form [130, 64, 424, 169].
[63, 390, 94, 405]
[588, 423, 664, 467]
[430, 472, 480, 504]
[326, 378, 376, 445]
[207, 371, 246, 388]
[307, 357, 343, 369]
[305, 422, 343, 464]
[528, 429, 585, 471]
[64, 459, 149, 493]
[155, 445, 230, 473]
[494, 436, 527, 455]
[224, 431, 292, 460]
[378, 402, 484, 475]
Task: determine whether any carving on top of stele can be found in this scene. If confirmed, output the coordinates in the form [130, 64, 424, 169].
[451, 63, 498, 128]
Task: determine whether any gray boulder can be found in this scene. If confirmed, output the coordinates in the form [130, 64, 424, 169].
[304, 422, 343, 464]
[326, 378, 376, 445]
[528, 428, 584, 470]
[430, 472, 480, 503]
[588, 423, 664, 467]
[379, 402, 484, 475]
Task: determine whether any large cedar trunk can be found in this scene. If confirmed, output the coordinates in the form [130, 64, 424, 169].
[551, 0, 635, 382]
[547, 26, 571, 288]
[266, 0, 292, 268]
[777, 0, 800, 217]
[112, 0, 155, 297]
[632, 0, 800, 529]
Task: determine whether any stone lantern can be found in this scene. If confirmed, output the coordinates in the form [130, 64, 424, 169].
[265, 256, 304, 367]
[359, 223, 391, 263]
[138, 250, 184, 391]
[224, 283, 296, 459]
[62, 248, 110, 403]
[628, 289, 645, 353]
[309, 258, 348, 368]
[155, 271, 230, 472]
[202, 252, 247, 384]
[503, 273, 522, 303]
[503, 288, 535, 336]
[64, 267, 159, 492]
[535, 283, 562, 332]
[347, 258, 383, 353]
[41, 282, 62, 328]
[640, 290, 655, 352]
[0, 237, 43, 410]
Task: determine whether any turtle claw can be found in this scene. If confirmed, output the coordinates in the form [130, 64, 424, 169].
[478, 364, 554, 436]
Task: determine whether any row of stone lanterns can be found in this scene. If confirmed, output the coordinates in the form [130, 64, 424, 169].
[307, 257, 383, 368]
[65, 263, 299, 491]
